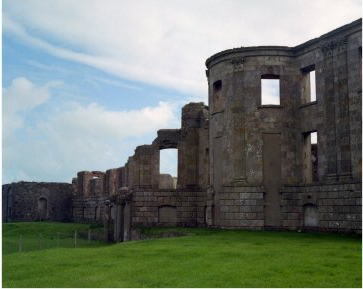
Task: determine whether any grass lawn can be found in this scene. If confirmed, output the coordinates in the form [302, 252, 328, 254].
[2, 222, 362, 288]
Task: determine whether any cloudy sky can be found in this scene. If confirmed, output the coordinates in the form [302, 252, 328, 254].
[2, 0, 361, 183]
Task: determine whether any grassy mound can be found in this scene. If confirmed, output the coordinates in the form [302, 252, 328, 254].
[3, 222, 361, 287]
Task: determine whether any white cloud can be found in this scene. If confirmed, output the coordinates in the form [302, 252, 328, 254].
[2, 77, 179, 183]
[3, 77, 51, 114]
[42, 100, 178, 140]
[2, 1, 361, 183]
[3, 0, 361, 101]
[2, 77, 61, 142]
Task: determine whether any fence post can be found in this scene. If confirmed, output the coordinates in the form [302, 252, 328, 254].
[57, 232, 60, 248]
[74, 230, 77, 248]
[88, 229, 91, 243]
[38, 233, 42, 250]
[19, 234, 22, 253]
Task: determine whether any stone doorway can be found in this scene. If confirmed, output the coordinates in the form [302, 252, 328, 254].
[38, 197, 48, 221]
[263, 133, 282, 227]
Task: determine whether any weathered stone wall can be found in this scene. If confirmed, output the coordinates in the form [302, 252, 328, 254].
[217, 187, 265, 229]
[72, 195, 109, 223]
[281, 183, 362, 233]
[132, 189, 207, 227]
[2, 182, 72, 222]
[205, 19, 362, 233]
[159, 174, 176, 189]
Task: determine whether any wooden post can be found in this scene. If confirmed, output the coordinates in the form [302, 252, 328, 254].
[19, 234, 22, 253]
[57, 232, 60, 248]
[74, 230, 77, 248]
[88, 229, 91, 243]
[38, 233, 42, 250]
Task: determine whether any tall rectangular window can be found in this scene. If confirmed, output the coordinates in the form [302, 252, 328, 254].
[302, 131, 318, 183]
[302, 66, 316, 103]
[212, 80, 223, 113]
[261, 75, 280, 105]
[159, 148, 178, 189]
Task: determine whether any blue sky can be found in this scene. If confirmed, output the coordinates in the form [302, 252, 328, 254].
[2, 0, 361, 183]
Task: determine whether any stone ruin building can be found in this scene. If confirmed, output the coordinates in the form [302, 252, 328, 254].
[3, 19, 362, 240]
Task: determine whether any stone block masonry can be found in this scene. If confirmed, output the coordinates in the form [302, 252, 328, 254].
[3, 19, 361, 237]
[2, 182, 72, 222]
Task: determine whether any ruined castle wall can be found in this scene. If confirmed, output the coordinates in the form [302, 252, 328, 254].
[295, 22, 362, 183]
[2, 182, 72, 222]
[72, 195, 109, 223]
[281, 183, 362, 232]
[72, 167, 125, 223]
[347, 29, 362, 180]
[205, 19, 362, 232]
[132, 189, 207, 227]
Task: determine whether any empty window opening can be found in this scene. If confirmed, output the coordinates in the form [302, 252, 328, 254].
[159, 149, 178, 189]
[302, 131, 318, 183]
[302, 66, 316, 103]
[213, 80, 222, 91]
[212, 80, 223, 113]
[261, 75, 280, 105]
[91, 177, 99, 196]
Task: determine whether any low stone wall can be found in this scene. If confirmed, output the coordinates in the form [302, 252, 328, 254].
[281, 182, 362, 233]
[132, 190, 207, 227]
[72, 196, 109, 224]
[218, 186, 265, 229]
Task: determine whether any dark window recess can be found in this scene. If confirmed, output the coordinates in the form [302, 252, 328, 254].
[213, 80, 222, 92]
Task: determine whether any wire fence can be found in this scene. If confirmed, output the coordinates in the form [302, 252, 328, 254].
[4, 228, 107, 254]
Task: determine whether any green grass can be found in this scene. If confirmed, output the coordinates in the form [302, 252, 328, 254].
[3, 222, 362, 287]
[3, 222, 106, 254]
